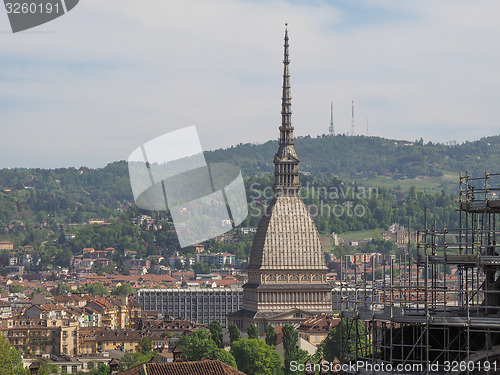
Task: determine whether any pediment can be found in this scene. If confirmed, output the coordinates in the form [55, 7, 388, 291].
[268, 308, 316, 320]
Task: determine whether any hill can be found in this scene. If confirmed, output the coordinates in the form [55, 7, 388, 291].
[0, 134, 498, 254]
[205, 134, 500, 190]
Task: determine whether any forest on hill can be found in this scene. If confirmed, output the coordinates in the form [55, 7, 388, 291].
[206, 134, 500, 181]
[0, 134, 498, 266]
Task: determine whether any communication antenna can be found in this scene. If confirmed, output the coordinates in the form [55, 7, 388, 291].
[329, 101, 335, 135]
[350, 100, 355, 136]
[366, 118, 369, 136]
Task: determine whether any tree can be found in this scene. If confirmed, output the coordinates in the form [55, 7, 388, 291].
[285, 348, 309, 375]
[282, 324, 298, 360]
[228, 323, 241, 344]
[55, 282, 72, 295]
[247, 323, 258, 339]
[230, 339, 283, 375]
[192, 262, 211, 275]
[37, 360, 59, 375]
[137, 337, 153, 354]
[282, 324, 299, 374]
[118, 352, 156, 372]
[209, 320, 223, 348]
[0, 334, 28, 375]
[30, 287, 52, 298]
[9, 285, 24, 293]
[177, 329, 237, 368]
[57, 232, 67, 245]
[88, 364, 110, 375]
[111, 283, 135, 296]
[321, 318, 369, 361]
[265, 324, 277, 347]
[78, 282, 109, 296]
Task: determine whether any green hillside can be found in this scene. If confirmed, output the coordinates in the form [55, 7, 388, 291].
[205, 134, 500, 188]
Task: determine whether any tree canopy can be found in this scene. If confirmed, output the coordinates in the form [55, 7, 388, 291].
[228, 323, 241, 344]
[78, 281, 109, 296]
[265, 324, 277, 347]
[111, 283, 135, 296]
[209, 320, 224, 348]
[177, 329, 237, 369]
[247, 323, 259, 340]
[0, 334, 28, 375]
[230, 339, 283, 375]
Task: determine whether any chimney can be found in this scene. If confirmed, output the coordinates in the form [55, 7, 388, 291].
[29, 362, 41, 375]
[108, 358, 119, 374]
[172, 346, 183, 362]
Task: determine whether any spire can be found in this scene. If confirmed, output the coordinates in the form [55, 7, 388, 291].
[329, 101, 335, 135]
[274, 25, 300, 195]
[281, 24, 292, 133]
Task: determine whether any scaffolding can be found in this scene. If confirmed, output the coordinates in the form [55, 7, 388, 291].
[339, 172, 500, 374]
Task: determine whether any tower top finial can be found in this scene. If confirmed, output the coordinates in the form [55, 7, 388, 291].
[274, 25, 299, 195]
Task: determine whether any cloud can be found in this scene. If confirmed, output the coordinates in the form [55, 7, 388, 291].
[0, 0, 499, 168]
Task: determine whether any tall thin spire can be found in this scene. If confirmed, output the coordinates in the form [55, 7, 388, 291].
[281, 24, 292, 139]
[274, 25, 300, 195]
[329, 101, 335, 135]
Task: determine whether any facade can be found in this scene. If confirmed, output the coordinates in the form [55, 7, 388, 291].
[196, 253, 236, 267]
[136, 287, 243, 328]
[1, 317, 79, 356]
[229, 28, 333, 332]
[297, 313, 340, 346]
[381, 222, 417, 248]
[0, 240, 13, 250]
[80, 327, 142, 354]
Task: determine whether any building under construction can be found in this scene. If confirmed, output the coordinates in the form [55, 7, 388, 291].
[340, 172, 500, 374]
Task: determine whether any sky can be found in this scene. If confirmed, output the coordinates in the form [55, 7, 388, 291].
[1, 0, 500, 168]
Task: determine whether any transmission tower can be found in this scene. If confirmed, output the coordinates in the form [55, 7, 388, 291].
[329, 101, 335, 135]
[350, 100, 355, 136]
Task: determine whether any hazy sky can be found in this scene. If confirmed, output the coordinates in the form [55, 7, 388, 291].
[1, 0, 499, 168]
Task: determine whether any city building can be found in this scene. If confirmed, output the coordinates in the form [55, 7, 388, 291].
[0, 240, 14, 250]
[229, 27, 333, 332]
[196, 253, 236, 267]
[1, 317, 79, 356]
[80, 327, 143, 354]
[297, 313, 340, 346]
[136, 287, 243, 328]
[381, 222, 417, 248]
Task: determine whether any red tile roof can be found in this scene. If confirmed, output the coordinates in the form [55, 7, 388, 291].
[119, 359, 246, 375]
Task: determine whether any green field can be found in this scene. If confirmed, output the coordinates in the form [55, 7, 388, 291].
[355, 173, 459, 194]
[337, 228, 385, 240]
